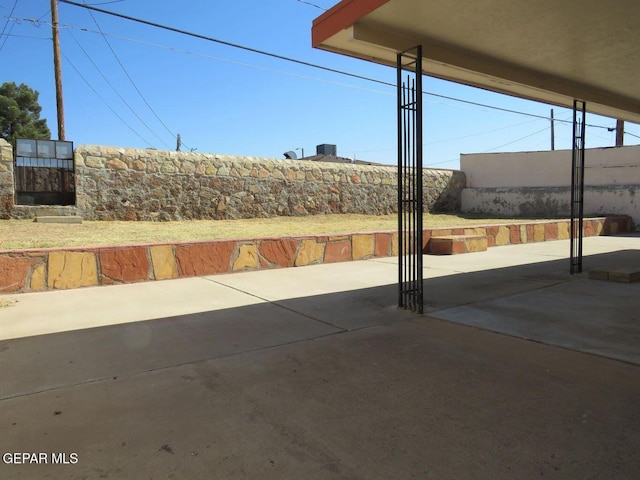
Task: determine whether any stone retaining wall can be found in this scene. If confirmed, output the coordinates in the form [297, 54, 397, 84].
[0, 216, 631, 294]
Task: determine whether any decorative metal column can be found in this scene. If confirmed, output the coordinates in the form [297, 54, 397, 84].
[397, 46, 424, 313]
[570, 100, 586, 274]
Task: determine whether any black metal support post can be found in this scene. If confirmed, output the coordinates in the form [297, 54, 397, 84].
[397, 46, 424, 313]
[570, 100, 586, 274]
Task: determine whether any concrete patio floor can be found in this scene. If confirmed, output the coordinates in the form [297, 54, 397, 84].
[1, 235, 639, 479]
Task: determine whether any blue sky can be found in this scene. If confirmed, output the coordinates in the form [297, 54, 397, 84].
[1, 0, 638, 169]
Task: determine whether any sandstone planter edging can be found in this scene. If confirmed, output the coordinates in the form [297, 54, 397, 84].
[0, 216, 631, 294]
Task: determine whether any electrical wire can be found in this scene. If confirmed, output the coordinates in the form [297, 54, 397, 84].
[62, 51, 155, 147]
[58, 0, 618, 131]
[345, 112, 581, 157]
[37, 9, 50, 21]
[342, 117, 546, 155]
[424, 116, 576, 167]
[67, 21, 638, 152]
[59, 18, 639, 148]
[295, 0, 328, 10]
[0, 0, 18, 51]
[57, 15, 631, 157]
[7, 7, 628, 133]
[66, 28, 172, 149]
[0, 33, 49, 40]
[63, 24, 396, 97]
[481, 125, 551, 153]
[424, 117, 544, 146]
[81, 1, 181, 149]
[0, 1, 19, 38]
[59, 1, 395, 90]
[7, 5, 632, 159]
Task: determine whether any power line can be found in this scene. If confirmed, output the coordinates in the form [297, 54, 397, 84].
[357, 114, 636, 165]
[0, 0, 18, 38]
[59, 1, 392, 91]
[81, 2, 177, 150]
[0, 15, 48, 28]
[295, 0, 328, 10]
[424, 117, 544, 146]
[0, 0, 18, 51]
[424, 116, 573, 167]
[62, 51, 154, 147]
[66, 28, 171, 149]
[343, 117, 546, 155]
[8, 7, 627, 133]
[66, 23, 633, 145]
[482, 125, 551, 153]
[63, 24, 395, 96]
[58, 0, 616, 132]
[0, 32, 49, 40]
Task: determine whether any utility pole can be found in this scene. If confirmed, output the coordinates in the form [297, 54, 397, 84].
[51, 0, 65, 140]
[615, 119, 624, 147]
[550, 108, 555, 151]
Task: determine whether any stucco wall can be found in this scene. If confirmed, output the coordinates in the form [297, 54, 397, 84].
[461, 145, 640, 228]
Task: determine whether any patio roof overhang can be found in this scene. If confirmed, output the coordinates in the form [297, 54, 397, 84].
[312, 0, 640, 123]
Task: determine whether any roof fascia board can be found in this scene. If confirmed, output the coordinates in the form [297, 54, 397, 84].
[312, 0, 391, 48]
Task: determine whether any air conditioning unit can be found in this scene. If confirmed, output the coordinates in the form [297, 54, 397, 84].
[316, 144, 337, 156]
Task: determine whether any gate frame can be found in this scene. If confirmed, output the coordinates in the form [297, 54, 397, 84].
[13, 138, 75, 206]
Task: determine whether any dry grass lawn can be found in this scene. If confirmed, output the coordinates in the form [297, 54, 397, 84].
[0, 213, 539, 250]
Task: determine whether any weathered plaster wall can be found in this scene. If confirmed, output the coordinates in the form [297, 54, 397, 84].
[461, 145, 640, 228]
[72, 145, 464, 221]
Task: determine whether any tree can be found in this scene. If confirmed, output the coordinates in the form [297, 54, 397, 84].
[0, 82, 51, 146]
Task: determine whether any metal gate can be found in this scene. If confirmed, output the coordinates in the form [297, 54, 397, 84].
[14, 139, 75, 206]
[397, 46, 424, 313]
[570, 100, 586, 274]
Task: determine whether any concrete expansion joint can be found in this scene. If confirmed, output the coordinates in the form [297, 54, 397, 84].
[2, 328, 352, 403]
[425, 266, 469, 274]
[202, 277, 348, 332]
[0, 375, 114, 403]
[271, 300, 349, 332]
[201, 276, 271, 304]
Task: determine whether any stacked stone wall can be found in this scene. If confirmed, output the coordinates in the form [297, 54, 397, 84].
[0, 139, 14, 219]
[72, 145, 464, 221]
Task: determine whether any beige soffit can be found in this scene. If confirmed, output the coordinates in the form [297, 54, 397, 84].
[312, 0, 640, 123]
